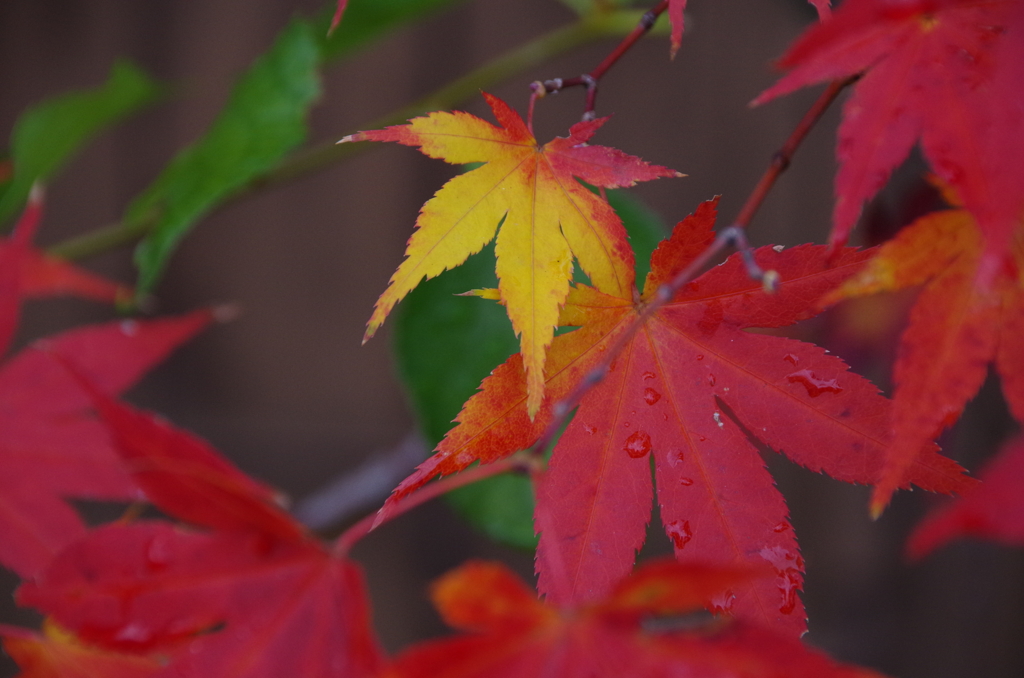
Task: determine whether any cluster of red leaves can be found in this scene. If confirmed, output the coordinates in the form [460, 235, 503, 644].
[0, 194, 889, 678]
[350, 0, 1023, 661]
[755, 0, 1024, 282]
[385, 559, 883, 678]
[4, 1, 1024, 677]
[0, 196, 384, 678]
[0, 195, 888, 678]
[373, 197, 971, 637]
[751, 0, 1024, 550]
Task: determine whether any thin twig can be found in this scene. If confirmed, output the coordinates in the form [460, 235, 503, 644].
[529, 0, 669, 124]
[733, 76, 858, 231]
[293, 432, 428, 531]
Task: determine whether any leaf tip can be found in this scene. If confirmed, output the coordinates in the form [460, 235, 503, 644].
[457, 288, 502, 301]
[868, 491, 890, 521]
[328, 0, 348, 36]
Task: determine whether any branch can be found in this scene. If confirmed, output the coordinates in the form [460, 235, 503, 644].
[48, 10, 648, 262]
[293, 432, 429, 531]
[529, 0, 669, 126]
[732, 76, 858, 231]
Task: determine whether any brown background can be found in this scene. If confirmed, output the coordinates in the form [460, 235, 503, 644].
[1, 0, 1022, 676]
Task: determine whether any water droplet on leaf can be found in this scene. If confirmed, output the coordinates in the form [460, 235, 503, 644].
[783, 354, 799, 365]
[666, 520, 692, 550]
[623, 430, 652, 458]
[711, 589, 735, 613]
[642, 371, 656, 381]
[583, 423, 597, 435]
[707, 374, 716, 387]
[787, 369, 842, 397]
[696, 354, 704, 361]
[679, 477, 694, 486]
[773, 521, 790, 533]
[643, 387, 661, 405]
[778, 568, 801, 615]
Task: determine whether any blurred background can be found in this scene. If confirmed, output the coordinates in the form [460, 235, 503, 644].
[0, 0, 1021, 676]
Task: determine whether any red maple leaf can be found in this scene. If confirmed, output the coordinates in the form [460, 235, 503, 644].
[378, 198, 972, 635]
[824, 205, 1023, 514]
[385, 559, 887, 678]
[908, 434, 1024, 559]
[0, 187, 129, 358]
[17, 386, 384, 678]
[0, 310, 214, 578]
[754, 0, 1024, 279]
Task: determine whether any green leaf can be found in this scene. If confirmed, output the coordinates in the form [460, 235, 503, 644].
[130, 19, 321, 293]
[392, 190, 667, 550]
[607, 188, 668, 288]
[392, 242, 535, 548]
[316, 0, 468, 61]
[0, 60, 160, 226]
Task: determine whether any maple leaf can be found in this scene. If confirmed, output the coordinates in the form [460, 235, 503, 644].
[342, 92, 679, 416]
[907, 434, 1024, 559]
[378, 198, 973, 635]
[0, 310, 214, 578]
[18, 386, 384, 678]
[667, 0, 687, 57]
[0, 187, 130, 357]
[824, 206, 1022, 515]
[0, 622, 161, 678]
[385, 559, 887, 678]
[754, 0, 1024, 276]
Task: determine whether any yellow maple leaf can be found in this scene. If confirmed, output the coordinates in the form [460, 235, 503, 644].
[343, 93, 680, 416]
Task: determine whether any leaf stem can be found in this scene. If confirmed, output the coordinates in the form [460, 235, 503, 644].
[529, 0, 668, 123]
[732, 76, 858, 231]
[531, 227, 738, 457]
[333, 452, 541, 556]
[49, 11, 646, 262]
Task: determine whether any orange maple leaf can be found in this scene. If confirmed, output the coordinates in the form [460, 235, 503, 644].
[0, 622, 161, 678]
[342, 93, 680, 416]
[385, 559, 887, 678]
[824, 206, 1023, 515]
